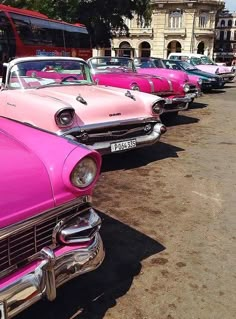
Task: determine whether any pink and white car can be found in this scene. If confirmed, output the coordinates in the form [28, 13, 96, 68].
[0, 56, 166, 155]
[168, 53, 235, 82]
[0, 116, 104, 318]
[87, 56, 198, 120]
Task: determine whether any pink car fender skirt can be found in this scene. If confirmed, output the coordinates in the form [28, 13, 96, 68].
[0, 233, 104, 319]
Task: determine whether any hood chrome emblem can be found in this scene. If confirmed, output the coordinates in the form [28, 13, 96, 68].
[76, 94, 87, 105]
[125, 90, 136, 100]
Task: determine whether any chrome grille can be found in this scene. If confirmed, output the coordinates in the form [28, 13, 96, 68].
[189, 84, 198, 93]
[0, 205, 82, 277]
[76, 123, 154, 144]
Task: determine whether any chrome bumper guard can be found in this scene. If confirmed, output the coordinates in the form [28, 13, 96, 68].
[0, 232, 104, 319]
[92, 122, 166, 154]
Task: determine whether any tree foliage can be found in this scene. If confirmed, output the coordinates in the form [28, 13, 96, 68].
[1, 0, 152, 47]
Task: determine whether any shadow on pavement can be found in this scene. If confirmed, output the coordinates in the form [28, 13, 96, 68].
[101, 141, 185, 172]
[17, 213, 165, 319]
[187, 101, 208, 110]
[164, 114, 200, 127]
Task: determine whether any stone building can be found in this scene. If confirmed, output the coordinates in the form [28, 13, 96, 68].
[93, 0, 225, 59]
[214, 10, 236, 65]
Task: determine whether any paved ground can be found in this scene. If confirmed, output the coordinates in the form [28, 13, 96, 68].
[18, 82, 236, 319]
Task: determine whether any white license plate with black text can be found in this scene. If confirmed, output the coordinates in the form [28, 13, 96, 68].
[111, 139, 136, 152]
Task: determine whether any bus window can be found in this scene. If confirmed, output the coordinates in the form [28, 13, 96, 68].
[10, 13, 35, 45]
[0, 11, 16, 73]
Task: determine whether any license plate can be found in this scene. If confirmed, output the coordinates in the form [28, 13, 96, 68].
[111, 139, 136, 152]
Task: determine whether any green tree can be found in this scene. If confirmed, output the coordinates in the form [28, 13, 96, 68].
[1, 0, 152, 47]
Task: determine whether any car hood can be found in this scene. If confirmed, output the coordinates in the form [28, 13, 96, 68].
[195, 64, 231, 74]
[137, 67, 189, 82]
[0, 130, 54, 228]
[187, 68, 218, 79]
[29, 84, 156, 125]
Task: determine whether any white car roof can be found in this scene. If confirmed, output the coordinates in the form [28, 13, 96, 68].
[168, 53, 204, 58]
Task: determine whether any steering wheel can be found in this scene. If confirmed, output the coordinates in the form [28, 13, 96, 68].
[60, 76, 78, 83]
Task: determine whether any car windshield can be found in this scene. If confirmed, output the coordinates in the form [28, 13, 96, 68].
[133, 58, 162, 68]
[200, 56, 215, 65]
[162, 60, 182, 70]
[179, 61, 198, 71]
[8, 59, 93, 89]
[88, 57, 135, 73]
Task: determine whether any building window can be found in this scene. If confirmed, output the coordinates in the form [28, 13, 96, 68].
[199, 13, 208, 28]
[169, 11, 182, 29]
[220, 31, 224, 41]
[227, 31, 231, 41]
[139, 41, 151, 57]
[167, 41, 182, 57]
[228, 20, 232, 27]
[234, 31, 236, 40]
[220, 20, 225, 27]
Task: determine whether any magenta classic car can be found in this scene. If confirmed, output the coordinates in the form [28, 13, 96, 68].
[133, 57, 201, 97]
[87, 56, 197, 120]
[168, 53, 235, 82]
[0, 56, 166, 154]
[0, 116, 104, 318]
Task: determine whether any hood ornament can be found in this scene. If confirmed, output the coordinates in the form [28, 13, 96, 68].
[125, 90, 136, 100]
[76, 94, 87, 105]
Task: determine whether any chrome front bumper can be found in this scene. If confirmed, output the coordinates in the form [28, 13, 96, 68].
[219, 72, 235, 82]
[92, 122, 166, 154]
[0, 233, 104, 319]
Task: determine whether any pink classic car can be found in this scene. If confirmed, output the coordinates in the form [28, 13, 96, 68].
[133, 57, 201, 100]
[0, 57, 166, 154]
[0, 116, 104, 318]
[168, 53, 235, 82]
[87, 56, 197, 120]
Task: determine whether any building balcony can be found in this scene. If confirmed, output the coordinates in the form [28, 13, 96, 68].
[194, 27, 215, 37]
[164, 27, 186, 38]
[112, 28, 153, 38]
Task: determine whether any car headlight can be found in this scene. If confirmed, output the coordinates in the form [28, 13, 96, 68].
[183, 83, 190, 93]
[198, 78, 203, 85]
[231, 67, 235, 73]
[70, 157, 97, 188]
[131, 83, 140, 91]
[152, 99, 165, 115]
[55, 108, 75, 127]
[215, 68, 219, 74]
[210, 78, 217, 82]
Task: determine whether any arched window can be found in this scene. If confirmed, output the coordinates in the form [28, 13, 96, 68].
[139, 41, 151, 57]
[228, 20, 232, 27]
[167, 41, 181, 57]
[197, 42, 205, 54]
[220, 20, 225, 27]
[169, 10, 182, 29]
[117, 41, 132, 58]
[234, 31, 236, 41]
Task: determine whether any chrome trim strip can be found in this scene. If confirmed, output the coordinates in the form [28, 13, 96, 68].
[57, 117, 160, 135]
[147, 79, 154, 93]
[0, 196, 91, 240]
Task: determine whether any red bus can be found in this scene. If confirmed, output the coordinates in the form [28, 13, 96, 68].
[0, 4, 92, 66]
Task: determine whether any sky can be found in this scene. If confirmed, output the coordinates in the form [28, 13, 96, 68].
[224, 0, 236, 11]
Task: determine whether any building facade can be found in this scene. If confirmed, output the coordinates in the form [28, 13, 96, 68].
[214, 11, 236, 65]
[93, 0, 225, 59]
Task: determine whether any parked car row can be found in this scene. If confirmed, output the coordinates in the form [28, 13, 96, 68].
[0, 53, 234, 319]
